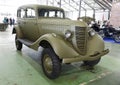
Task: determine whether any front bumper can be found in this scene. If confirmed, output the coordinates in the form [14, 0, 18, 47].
[62, 49, 109, 63]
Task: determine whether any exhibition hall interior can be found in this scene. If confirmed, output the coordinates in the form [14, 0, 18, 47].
[1, 0, 120, 85]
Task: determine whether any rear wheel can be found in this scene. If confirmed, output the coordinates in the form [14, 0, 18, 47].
[113, 35, 120, 43]
[15, 35, 22, 51]
[41, 47, 61, 79]
[83, 58, 101, 67]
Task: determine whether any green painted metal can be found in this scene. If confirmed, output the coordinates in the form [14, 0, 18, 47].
[14, 4, 109, 65]
[0, 28, 120, 85]
[31, 33, 79, 59]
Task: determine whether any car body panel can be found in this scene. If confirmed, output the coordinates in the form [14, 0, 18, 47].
[30, 33, 79, 59]
[13, 4, 109, 63]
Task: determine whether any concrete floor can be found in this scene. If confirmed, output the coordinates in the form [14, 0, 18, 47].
[0, 26, 120, 85]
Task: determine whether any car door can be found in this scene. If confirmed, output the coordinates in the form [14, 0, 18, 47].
[23, 8, 39, 42]
[17, 8, 26, 36]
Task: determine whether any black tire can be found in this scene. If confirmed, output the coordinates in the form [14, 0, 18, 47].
[41, 48, 61, 79]
[113, 35, 120, 43]
[15, 35, 22, 51]
[83, 58, 101, 67]
[98, 30, 105, 38]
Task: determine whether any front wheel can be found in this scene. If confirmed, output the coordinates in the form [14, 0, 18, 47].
[83, 58, 101, 67]
[15, 35, 22, 51]
[41, 47, 61, 79]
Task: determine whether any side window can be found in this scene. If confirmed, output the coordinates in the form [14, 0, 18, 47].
[49, 11, 55, 17]
[21, 9, 25, 18]
[26, 8, 35, 18]
[38, 9, 46, 17]
[17, 10, 21, 17]
[17, 9, 25, 18]
[38, 9, 64, 18]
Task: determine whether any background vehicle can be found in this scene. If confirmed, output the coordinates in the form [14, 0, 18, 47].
[92, 23, 120, 43]
[12, 4, 109, 79]
[102, 25, 120, 43]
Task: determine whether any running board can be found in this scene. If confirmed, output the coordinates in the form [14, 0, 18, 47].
[18, 39, 33, 46]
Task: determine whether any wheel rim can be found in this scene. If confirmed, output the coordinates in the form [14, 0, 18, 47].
[115, 35, 120, 42]
[43, 54, 53, 73]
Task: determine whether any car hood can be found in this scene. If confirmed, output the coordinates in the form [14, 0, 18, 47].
[38, 18, 87, 27]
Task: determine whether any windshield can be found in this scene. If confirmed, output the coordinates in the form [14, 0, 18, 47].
[38, 8, 64, 18]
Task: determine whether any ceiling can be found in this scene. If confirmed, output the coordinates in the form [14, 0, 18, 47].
[47, 0, 112, 11]
[0, 0, 113, 11]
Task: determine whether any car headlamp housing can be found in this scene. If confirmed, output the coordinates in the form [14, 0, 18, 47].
[89, 29, 96, 36]
[65, 30, 72, 39]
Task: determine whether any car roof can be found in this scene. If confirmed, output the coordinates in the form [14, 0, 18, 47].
[18, 4, 64, 11]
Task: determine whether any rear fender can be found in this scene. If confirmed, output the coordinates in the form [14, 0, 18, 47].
[12, 25, 23, 38]
[12, 27, 16, 34]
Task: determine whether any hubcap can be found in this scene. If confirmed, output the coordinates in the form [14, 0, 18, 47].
[115, 36, 120, 42]
[43, 54, 53, 73]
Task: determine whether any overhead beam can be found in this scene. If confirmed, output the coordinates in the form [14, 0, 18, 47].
[71, 0, 86, 11]
[93, 10, 95, 20]
[63, 0, 79, 11]
[93, 0, 106, 10]
[82, 0, 96, 19]
[46, 0, 48, 5]
[82, 0, 95, 10]
[96, 0, 111, 10]
[78, 0, 82, 17]
[71, 0, 87, 18]
[54, 0, 73, 11]
[106, 0, 113, 3]
[103, 0, 112, 8]
[59, 0, 61, 8]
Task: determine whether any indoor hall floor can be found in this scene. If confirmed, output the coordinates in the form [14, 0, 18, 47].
[0, 26, 120, 85]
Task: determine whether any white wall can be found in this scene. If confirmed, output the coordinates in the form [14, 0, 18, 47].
[0, 0, 38, 23]
[0, 0, 109, 23]
[65, 10, 109, 21]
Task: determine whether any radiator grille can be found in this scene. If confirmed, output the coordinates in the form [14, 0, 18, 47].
[75, 26, 87, 55]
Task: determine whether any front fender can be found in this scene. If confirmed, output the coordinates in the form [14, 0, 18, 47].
[30, 33, 79, 59]
[86, 34, 105, 56]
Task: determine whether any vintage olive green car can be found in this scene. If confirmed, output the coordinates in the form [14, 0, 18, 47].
[12, 4, 109, 79]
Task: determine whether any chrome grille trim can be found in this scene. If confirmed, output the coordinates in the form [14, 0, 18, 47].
[75, 26, 87, 55]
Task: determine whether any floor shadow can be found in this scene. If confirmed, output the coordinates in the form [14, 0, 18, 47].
[16, 48, 111, 85]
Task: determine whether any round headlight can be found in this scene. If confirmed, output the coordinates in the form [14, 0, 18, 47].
[89, 29, 96, 36]
[65, 30, 72, 39]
